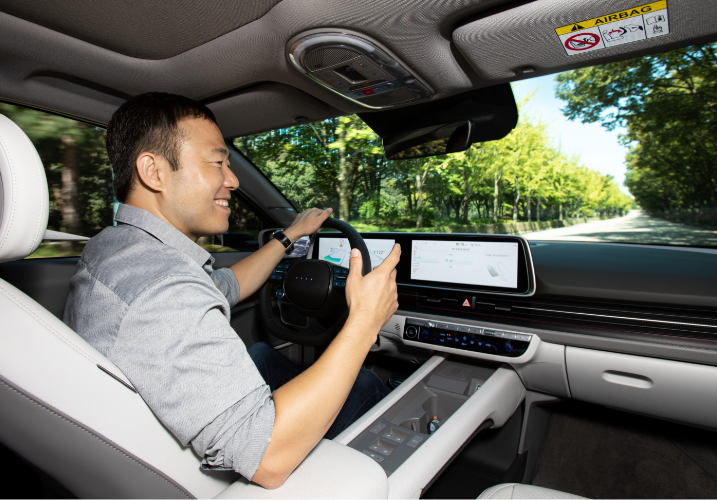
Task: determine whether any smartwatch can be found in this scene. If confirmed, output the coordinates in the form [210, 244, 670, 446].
[271, 230, 294, 254]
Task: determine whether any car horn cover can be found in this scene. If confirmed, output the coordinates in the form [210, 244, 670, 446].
[284, 260, 331, 310]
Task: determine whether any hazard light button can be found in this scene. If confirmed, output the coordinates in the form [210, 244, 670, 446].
[460, 296, 476, 309]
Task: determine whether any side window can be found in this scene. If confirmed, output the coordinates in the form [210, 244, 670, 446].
[0, 103, 115, 258]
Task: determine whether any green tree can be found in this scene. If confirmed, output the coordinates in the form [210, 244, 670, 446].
[555, 43, 717, 212]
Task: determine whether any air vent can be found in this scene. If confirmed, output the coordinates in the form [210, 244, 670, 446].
[287, 30, 433, 109]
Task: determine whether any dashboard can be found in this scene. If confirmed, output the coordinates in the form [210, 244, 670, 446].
[258, 228, 717, 367]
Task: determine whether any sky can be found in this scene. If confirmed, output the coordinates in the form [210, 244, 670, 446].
[511, 75, 632, 196]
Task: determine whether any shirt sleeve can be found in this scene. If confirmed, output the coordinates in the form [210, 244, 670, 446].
[211, 267, 241, 307]
[114, 273, 274, 479]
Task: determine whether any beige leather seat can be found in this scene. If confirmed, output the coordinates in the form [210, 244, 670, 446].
[479, 483, 585, 499]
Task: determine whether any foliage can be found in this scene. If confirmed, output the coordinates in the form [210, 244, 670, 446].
[556, 43, 717, 212]
[0, 103, 115, 237]
[236, 98, 632, 228]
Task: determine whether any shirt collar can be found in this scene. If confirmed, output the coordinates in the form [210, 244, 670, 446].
[114, 204, 214, 268]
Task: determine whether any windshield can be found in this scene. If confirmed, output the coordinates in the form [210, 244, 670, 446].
[234, 43, 717, 248]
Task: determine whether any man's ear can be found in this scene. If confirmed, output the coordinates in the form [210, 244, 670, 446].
[135, 152, 165, 193]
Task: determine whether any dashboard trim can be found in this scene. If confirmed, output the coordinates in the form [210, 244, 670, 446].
[512, 305, 717, 332]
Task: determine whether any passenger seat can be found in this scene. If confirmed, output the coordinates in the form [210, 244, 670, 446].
[479, 483, 585, 499]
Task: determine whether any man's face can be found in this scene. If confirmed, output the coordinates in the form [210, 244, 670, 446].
[162, 117, 238, 241]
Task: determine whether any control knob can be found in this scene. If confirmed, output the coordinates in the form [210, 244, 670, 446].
[405, 326, 418, 339]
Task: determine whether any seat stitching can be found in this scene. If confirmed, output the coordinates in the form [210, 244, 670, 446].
[0, 280, 133, 388]
[0, 378, 193, 499]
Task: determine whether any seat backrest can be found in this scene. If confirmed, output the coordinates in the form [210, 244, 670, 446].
[0, 113, 235, 498]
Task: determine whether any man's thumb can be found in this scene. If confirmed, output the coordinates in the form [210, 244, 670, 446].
[348, 247, 362, 276]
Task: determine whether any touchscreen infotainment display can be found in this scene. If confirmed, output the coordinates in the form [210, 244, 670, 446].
[318, 237, 395, 270]
[411, 240, 519, 289]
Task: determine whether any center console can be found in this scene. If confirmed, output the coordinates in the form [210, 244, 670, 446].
[335, 355, 526, 499]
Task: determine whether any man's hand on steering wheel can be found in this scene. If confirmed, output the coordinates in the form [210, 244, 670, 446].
[283, 207, 333, 242]
[345, 243, 401, 334]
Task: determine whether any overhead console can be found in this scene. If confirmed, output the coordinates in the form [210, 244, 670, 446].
[287, 29, 434, 109]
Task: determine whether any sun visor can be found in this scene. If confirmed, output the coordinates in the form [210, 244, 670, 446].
[453, 0, 717, 82]
[206, 82, 335, 138]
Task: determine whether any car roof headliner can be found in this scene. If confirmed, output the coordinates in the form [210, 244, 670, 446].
[0, 0, 714, 137]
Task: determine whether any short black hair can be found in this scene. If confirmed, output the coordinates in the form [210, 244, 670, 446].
[106, 92, 217, 202]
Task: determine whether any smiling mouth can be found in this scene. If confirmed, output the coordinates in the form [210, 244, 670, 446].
[214, 199, 230, 210]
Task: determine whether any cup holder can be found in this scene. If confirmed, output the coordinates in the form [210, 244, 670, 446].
[397, 391, 468, 433]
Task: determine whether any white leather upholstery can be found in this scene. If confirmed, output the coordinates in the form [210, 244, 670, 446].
[0, 263, 239, 498]
[478, 484, 586, 499]
[0, 113, 49, 263]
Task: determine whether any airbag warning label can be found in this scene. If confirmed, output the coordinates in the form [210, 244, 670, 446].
[555, 1, 669, 56]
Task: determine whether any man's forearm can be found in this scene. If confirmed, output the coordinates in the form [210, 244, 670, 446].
[250, 314, 376, 488]
[229, 227, 302, 302]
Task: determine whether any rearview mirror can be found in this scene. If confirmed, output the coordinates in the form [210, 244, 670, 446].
[359, 84, 518, 160]
[383, 120, 472, 160]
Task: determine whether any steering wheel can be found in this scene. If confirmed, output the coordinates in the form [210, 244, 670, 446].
[258, 218, 371, 346]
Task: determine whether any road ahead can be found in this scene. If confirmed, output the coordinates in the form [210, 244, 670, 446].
[523, 210, 717, 247]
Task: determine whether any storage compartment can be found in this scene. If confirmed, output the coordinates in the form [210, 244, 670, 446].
[347, 359, 498, 475]
[566, 347, 717, 431]
[382, 361, 494, 434]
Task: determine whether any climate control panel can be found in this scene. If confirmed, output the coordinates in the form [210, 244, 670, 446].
[403, 318, 531, 357]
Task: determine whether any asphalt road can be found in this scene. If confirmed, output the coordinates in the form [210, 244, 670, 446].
[523, 210, 717, 247]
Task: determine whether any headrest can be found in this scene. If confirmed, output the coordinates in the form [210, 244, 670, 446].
[0, 114, 49, 263]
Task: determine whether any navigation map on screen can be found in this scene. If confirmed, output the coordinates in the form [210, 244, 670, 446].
[411, 240, 519, 288]
[318, 238, 395, 270]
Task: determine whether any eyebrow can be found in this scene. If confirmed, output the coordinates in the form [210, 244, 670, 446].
[212, 146, 229, 159]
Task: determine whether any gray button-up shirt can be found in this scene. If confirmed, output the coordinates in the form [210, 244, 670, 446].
[64, 204, 275, 479]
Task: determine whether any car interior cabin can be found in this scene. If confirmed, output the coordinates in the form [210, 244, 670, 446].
[1, 0, 717, 498]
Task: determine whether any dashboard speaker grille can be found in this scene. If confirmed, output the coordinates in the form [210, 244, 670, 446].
[304, 48, 360, 71]
[359, 87, 416, 106]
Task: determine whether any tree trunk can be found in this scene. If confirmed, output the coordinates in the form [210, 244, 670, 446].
[374, 173, 381, 219]
[461, 167, 471, 224]
[559, 202, 563, 221]
[61, 135, 80, 253]
[493, 170, 500, 223]
[537, 194, 541, 223]
[513, 174, 520, 224]
[527, 191, 532, 222]
[337, 129, 350, 221]
[416, 171, 424, 228]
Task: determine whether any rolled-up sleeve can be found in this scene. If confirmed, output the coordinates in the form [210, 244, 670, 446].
[113, 273, 274, 479]
[211, 267, 241, 307]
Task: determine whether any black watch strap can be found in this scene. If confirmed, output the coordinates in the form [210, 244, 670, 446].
[271, 230, 294, 254]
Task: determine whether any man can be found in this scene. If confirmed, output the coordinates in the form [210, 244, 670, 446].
[64, 93, 400, 489]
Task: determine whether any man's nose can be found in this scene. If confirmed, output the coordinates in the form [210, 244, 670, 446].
[223, 164, 239, 191]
